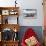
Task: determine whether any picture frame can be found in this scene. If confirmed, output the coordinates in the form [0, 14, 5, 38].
[23, 9, 37, 19]
[2, 10, 9, 15]
[1, 28, 13, 41]
[2, 16, 18, 24]
[8, 16, 18, 24]
[9, 10, 18, 15]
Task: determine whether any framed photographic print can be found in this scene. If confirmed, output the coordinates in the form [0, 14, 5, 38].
[2, 15, 18, 24]
[9, 10, 18, 15]
[2, 10, 9, 15]
[1, 28, 13, 41]
[9, 10, 15, 15]
[8, 16, 18, 24]
[23, 9, 37, 19]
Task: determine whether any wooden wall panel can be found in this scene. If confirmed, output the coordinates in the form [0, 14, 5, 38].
[0, 24, 20, 32]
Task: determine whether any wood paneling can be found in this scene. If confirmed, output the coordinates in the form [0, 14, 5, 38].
[0, 24, 20, 32]
[2, 41, 19, 46]
[0, 7, 19, 10]
[0, 7, 20, 46]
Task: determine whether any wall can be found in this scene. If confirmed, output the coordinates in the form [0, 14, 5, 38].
[0, 0, 43, 26]
[18, 0, 44, 26]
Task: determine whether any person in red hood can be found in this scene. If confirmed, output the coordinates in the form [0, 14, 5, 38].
[21, 28, 41, 46]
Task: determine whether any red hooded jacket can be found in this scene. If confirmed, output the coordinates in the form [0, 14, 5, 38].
[21, 28, 41, 46]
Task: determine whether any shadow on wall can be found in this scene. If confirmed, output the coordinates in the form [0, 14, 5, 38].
[18, 26, 43, 44]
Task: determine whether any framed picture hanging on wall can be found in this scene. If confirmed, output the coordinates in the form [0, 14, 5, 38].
[23, 9, 37, 19]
